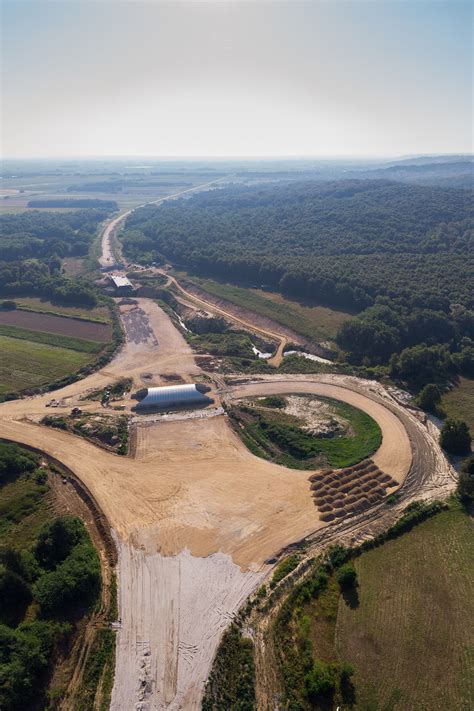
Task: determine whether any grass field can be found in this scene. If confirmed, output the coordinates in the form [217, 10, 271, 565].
[0, 324, 103, 353]
[229, 396, 382, 469]
[178, 273, 352, 343]
[337, 503, 474, 711]
[441, 377, 474, 436]
[0, 335, 91, 394]
[13, 297, 110, 322]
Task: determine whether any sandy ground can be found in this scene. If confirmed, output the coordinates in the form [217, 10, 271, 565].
[112, 544, 265, 710]
[0, 296, 418, 710]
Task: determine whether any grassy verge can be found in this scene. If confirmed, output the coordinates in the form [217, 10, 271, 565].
[202, 623, 256, 710]
[0, 323, 103, 353]
[228, 396, 382, 469]
[441, 376, 474, 435]
[177, 272, 352, 344]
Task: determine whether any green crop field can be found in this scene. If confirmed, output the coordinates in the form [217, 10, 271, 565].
[337, 504, 474, 711]
[177, 273, 352, 344]
[441, 377, 474, 436]
[0, 335, 91, 394]
[0, 324, 103, 353]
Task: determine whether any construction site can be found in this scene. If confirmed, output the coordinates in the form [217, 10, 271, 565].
[0, 211, 458, 710]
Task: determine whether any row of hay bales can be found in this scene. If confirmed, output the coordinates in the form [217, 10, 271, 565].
[309, 459, 398, 522]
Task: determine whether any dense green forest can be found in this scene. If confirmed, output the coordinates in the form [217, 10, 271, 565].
[123, 180, 473, 385]
[0, 442, 101, 710]
[0, 209, 112, 307]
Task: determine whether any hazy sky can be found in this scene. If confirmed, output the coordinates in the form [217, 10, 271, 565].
[2, 0, 472, 158]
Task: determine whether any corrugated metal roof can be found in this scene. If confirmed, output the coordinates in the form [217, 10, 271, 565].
[136, 383, 209, 409]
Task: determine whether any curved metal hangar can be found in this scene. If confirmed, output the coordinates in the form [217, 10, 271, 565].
[133, 384, 212, 411]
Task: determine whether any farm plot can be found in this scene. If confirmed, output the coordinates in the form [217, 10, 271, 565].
[14, 297, 110, 322]
[0, 335, 91, 394]
[0, 309, 111, 341]
[336, 504, 474, 711]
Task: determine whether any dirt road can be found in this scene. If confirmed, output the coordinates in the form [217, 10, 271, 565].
[165, 272, 289, 366]
[99, 178, 228, 269]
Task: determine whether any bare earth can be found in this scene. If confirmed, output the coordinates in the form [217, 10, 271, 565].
[0, 268, 451, 707]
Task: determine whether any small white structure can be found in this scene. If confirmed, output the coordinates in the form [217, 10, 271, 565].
[109, 274, 133, 293]
[134, 384, 212, 411]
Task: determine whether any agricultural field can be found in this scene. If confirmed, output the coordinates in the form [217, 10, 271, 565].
[0, 303, 114, 397]
[0, 336, 92, 394]
[441, 377, 474, 436]
[270, 503, 472, 711]
[0, 162, 227, 215]
[228, 394, 382, 469]
[177, 273, 352, 344]
[337, 503, 473, 711]
[0, 309, 111, 342]
[4, 296, 111, 322]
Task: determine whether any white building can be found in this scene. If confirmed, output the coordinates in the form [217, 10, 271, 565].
[134, 384, 212, 411]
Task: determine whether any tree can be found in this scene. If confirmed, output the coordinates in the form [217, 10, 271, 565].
[439, 419, 472, 456]
[336, 563, 358, 589]
[304, 659, 337, 700]
[416, 383, 442, 414]
[34, 517, 86, 570]
[457, 456, 474, 506]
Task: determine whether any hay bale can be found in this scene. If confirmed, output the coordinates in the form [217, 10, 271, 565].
[332, 499, 345, 509]
[333, 508, 346, 518]
[313, 497, 326, 506]
[361, 481, 375, 492]
[319, 504, 333, 513]
[386, 478, 398, 488]
[309, 472, 324, 483]
[320, 512, 335, 522]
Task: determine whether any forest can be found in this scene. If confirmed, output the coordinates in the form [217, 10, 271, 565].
[0, 442, 101, 710]
[0, 209, 112, 307]
[122, 180, 473, 384]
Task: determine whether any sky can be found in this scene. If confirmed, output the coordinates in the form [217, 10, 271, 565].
[1, 0, 472, 159]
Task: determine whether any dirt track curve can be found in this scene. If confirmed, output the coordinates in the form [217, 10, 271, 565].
[0, 199, 457, 709]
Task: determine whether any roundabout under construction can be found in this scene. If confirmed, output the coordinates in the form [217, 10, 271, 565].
[0, 294, 456, 710]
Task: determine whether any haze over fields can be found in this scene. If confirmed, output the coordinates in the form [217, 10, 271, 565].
[2, 0, 472, 158]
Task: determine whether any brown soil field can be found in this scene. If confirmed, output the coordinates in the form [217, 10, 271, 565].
[0, 309, 111, 341]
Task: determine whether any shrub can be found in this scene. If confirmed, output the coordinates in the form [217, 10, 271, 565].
[416, 383, 442, 414]
[336, 563, 357, 589]
[457, 456, 474, 507]
[34, 542, 101, 617]
[304, 659, 337, 700]
[439, 418, 472, 456]
[34, 517, 87, 570]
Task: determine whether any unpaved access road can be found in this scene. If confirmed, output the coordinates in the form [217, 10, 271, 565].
[99, 178, 228, 269]
[0, 300, 454, 706]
